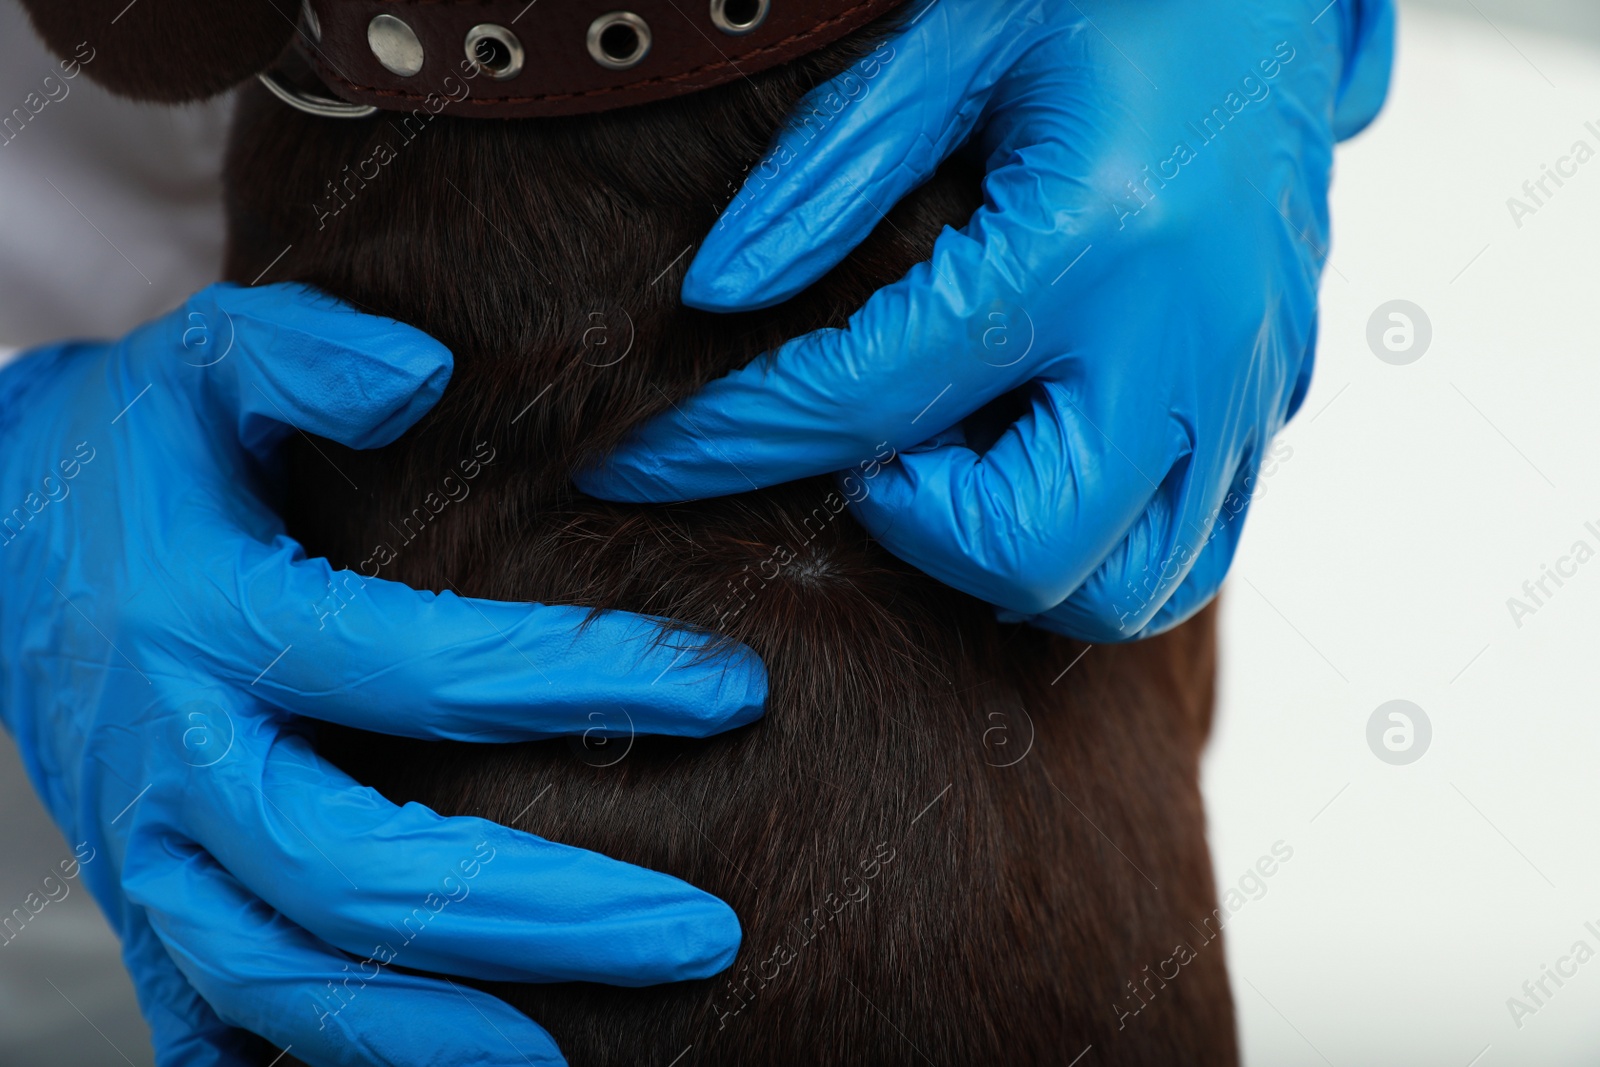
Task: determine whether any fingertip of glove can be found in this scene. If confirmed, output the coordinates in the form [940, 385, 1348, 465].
[204, 280, 454, 376]
[571, 453, 687, 504]
[682, 249, 797, 313]
[719, 642, 769, 731]
[662, 635, 768, 735]
[685, 205, 839, 312]
[673, 893, 743, 979]
[1029, 589, 1161, 645]
[569, 459, 630, 500]
[681, 245, 746, 311]
[193, 282, 455, 450]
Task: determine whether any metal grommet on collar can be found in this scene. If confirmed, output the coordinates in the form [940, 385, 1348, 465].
[587, 12, 652, 70]
[464, 24, 525, 80]
[368, 14, 424, 77]
[710, 0, 769, 35]
[288, 0, 907, 119]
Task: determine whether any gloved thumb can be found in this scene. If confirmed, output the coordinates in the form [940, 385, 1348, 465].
[167, 282, 453, 462]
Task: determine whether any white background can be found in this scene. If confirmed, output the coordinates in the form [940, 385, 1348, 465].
[1207, 4, 1600, 1064]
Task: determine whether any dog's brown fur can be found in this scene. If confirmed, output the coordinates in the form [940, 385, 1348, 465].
[26, 4, 1238, 1063]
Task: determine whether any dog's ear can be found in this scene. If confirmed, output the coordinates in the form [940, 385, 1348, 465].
[19, 0, 298, 103]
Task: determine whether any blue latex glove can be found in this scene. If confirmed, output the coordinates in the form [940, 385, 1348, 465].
[0, 284, 765, 1067]
[576, 0, 1395, 641]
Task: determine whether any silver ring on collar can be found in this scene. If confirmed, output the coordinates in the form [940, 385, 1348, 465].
[256, 70, 379, 119]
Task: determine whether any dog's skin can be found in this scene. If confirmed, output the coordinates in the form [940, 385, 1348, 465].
[24, 3, 1238, 1063]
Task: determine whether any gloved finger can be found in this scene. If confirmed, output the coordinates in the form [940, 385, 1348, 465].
[126, 839, 566, 1067]
[846, 379, 1178, 616]
[171, 528, 765, 740]
[120, 913, 260, 1067]
[581, 36, 1103, 502]
[684, 0, 1026, 311]
[1139, 463, 1257, 638]
[153, 282, 453, 461]
[1333, 0, 1397, 140]
[1029, 455, 1256, 643]
[183, 728, 740, 986]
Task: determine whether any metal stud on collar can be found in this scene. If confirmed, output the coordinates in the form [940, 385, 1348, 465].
[587, 11, 652, 70]
[368, 13, 425, 77]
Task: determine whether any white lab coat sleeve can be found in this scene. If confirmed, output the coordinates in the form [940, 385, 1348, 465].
[0, 2, 232, 350]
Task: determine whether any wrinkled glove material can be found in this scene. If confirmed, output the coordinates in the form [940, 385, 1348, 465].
[0, 283, 767, 1066]
[576, 0, 1396, 642]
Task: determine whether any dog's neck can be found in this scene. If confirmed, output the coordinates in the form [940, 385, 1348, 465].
[224, 37, 921, 500]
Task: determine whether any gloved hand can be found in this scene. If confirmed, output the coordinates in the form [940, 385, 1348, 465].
[576, 0, 1395, 641]
[0, 284, 765, 1067]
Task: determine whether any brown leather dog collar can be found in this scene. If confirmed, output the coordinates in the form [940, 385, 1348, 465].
[291, 0, 911, 118]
